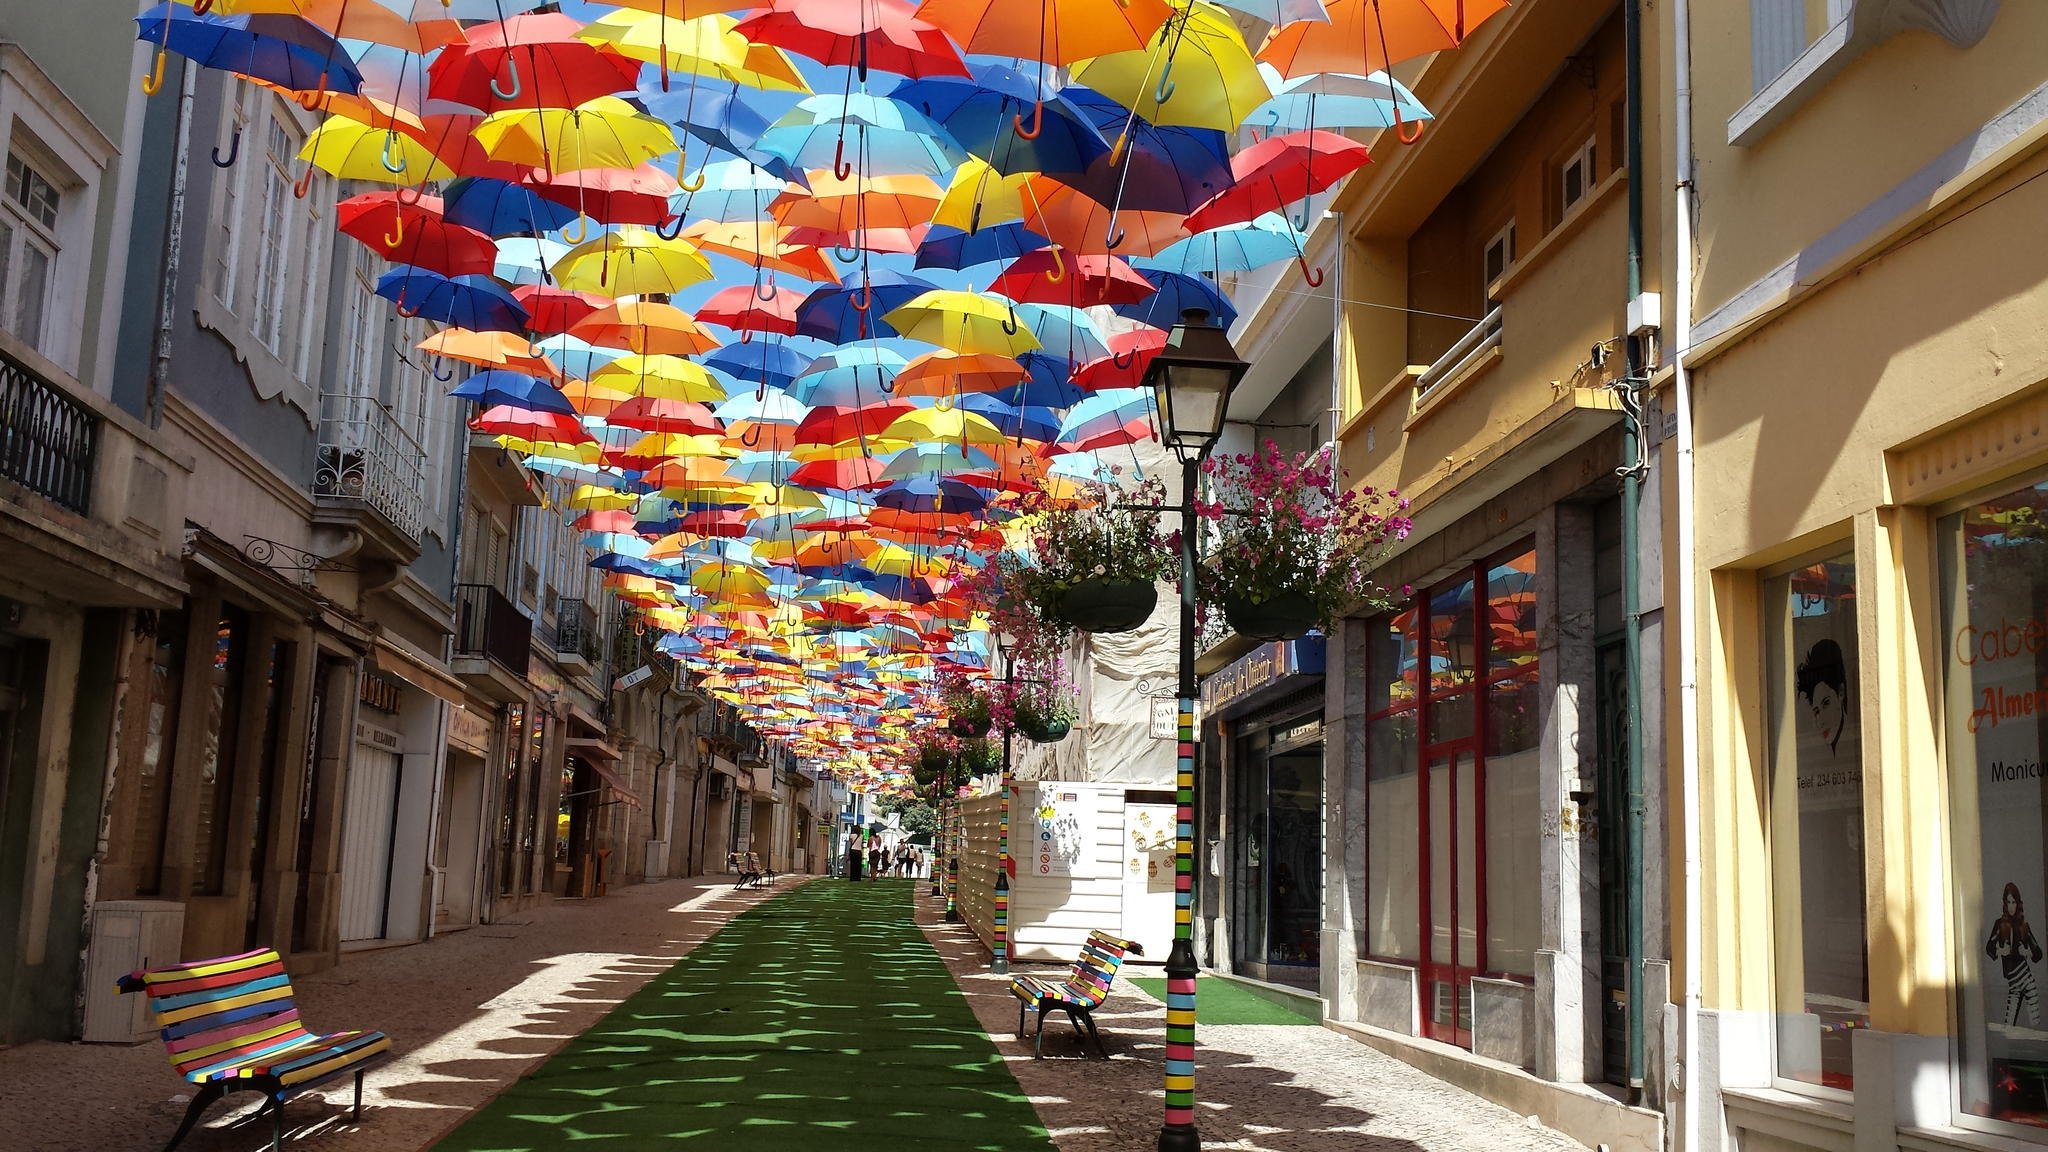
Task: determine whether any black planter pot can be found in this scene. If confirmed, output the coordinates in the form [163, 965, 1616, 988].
[949, 715, 991, 739]
[1053, 578, 1158, 634]
[1017, 715, 1073, 744]
[1221, 590, 1320, 642]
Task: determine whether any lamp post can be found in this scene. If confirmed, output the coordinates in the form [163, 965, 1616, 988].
[1143, 309, 1247, 1152]
[989, 628, 1019, 975]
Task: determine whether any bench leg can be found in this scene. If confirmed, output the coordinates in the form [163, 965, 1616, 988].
[271, 1094, 284, 1152]
[1081, 1011, 1106, 1058]
[1016, 999, 1027, 1039]
[161, 1083, 223, 1152]
[1034, 1005, 1047, 1059]
[353, 1068, 366, 1121]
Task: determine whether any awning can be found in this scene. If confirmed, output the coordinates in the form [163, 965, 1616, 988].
[373, 637, 468, 708]
[582, 757, 642, 808]
[566, 702, 606, 735]
[566, 735, 622, 763]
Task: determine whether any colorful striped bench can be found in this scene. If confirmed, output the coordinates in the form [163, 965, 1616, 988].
[117, 947, 390, 1152]
[1006, 929, 1143, 1057]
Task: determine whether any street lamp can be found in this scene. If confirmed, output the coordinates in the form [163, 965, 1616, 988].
[1142, 308, 1246, 1152]
[991, 628, 1018, 975]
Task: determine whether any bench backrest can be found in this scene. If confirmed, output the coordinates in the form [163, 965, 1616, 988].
[116, 948, 312, 1080]
[1061, 930, 1141, 1009]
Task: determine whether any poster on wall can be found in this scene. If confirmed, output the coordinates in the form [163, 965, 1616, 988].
[1032, 786, 1092, 879]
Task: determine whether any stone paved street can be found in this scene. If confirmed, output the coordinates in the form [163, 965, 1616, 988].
[916, 892, 1589, 1152]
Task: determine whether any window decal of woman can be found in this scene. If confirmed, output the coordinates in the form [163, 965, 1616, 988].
[1795, 639, 1849, 755]
[1988, 881, 2044, 1028]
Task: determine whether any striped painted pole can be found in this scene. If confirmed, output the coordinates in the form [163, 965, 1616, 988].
[1160, 453, 1203, 1152]
[945, 809, 960, 921]
[990, 732, 1012, 973]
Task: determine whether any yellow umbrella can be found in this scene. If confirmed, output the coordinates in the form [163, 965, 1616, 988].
[590, 354, 731, 402]
[881, 407, 1009, 447]
[502, 438, 602, 465]
[474, 96, 676, 173]
[932, 159, 1034, 231]
[1071, 3, 1271, 132]
[883, 290, 1040, 357]
[577, 11, 808, 92]
[556, 227, 714, 294]
[624, 431, 734, 459]
[688, 563, 774, 596]
[567, 484, 639, 511]
[299, 117, 452, 185]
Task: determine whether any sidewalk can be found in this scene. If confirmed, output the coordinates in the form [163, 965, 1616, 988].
[916, 892, 1591, 1152]
[0, 875, 779, 1152]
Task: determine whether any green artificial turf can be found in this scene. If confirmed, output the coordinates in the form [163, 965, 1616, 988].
[433, 879, 1055, 1151]
[1128, 976, 1318, 1026]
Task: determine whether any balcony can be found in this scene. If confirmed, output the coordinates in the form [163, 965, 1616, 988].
[0, 330, 187, 608]
[550, 597, 603, 671]
[314, 395, 428, 564]
[1412, 306, 1504, 408]
[453, 583, 532, 701]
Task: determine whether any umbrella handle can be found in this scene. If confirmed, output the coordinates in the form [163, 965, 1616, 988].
[1289, 205, 1311, 231]
[379, 131, 408, 175]
[140, 49, 166, 97]
[756, 277, 779, 303]
[396, 298, 421, 319]
[1043, 245, 1064, 284]
[293, 164, 315, 200]
[395, 182, 423, 206]
[655, 214, 687, 240]
[1001, 306, 1019, 336]
[191, 0, 212, 13]
[491, 57, 522, 101]
[832, 138, 853, 181]
[296, 75, 329, 112]
[1296, 254, 1325, 287]
[832, 244, 860, 264]
[431, 357, 454, 382]
[1154, 65, 1177, 107]
[1398, 117, 1426, 145]
[210, 128, 241, 169]
[741, 328, 753, 344]
[850, 281, 871, 311]
[1104, 224, 1127, 251]
[383, 207, 405, 249]
[1109, 129, 1128, 167]
[679, 165, 707, 193]
[561, 213, 590, 243]
[1112, 348, 1138, 369]
[740, 422, 766, 447]
[1012, 100, 1044, 141]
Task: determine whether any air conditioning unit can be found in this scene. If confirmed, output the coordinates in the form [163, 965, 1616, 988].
[82, 900, 186, 1043]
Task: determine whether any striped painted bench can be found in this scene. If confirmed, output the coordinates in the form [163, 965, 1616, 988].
[117, 947, 390, 1152]
[1006, 930, 1143, 1057]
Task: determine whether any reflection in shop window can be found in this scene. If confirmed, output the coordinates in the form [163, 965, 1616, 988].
[1765, 551, 1866, 1092]
[1946, 481, 2048, 1127]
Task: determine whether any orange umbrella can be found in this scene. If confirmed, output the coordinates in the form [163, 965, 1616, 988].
[1022, 177, 1188, 257]
[891, 350, 1028, 397]
[771, 170, 944, 234]
[1257, 0, 1510, 82]
[561, 377, 635, 417]
[683, 220, 840, 281]
[569, 301, 720, 355]
[234, 0, 464, 52]
[421, 329, 560, 378]
[606, 396, 723, 434]
[914, 0, 1172, 66]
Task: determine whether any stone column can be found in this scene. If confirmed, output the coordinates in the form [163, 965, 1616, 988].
[1322, 617, 1369, 1019]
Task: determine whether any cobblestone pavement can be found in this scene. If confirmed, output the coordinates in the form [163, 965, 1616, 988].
[915, 890, 1589, 1152]
[0, 874, 794, 1152]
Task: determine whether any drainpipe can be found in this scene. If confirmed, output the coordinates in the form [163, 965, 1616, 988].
[1671, 0, 1704, 1137]
[143, 61, 196, 430]
[1622, 0, 1650, 1098]
[1326, 208, 1345, 484]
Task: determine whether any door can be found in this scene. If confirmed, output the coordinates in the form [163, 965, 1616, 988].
[1121, 802, 1176, 959]
[338, 742, 401, 942]
[1422, 744, 1480, 1047]
[1595, 639, 1632, 1084]
[435, 751, 484, 929]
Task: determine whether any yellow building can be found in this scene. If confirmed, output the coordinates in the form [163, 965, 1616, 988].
[1663, 1, 2048, 1150]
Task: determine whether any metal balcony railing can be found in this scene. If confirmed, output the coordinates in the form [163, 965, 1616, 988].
[1415, 305, 1504, 399]
[553, 598, 602, 663]
[455, 583, 531, 676]
[314, 396, 428, 544]
[0, 342, 98, 514]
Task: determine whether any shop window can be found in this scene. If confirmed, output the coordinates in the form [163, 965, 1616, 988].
[1944, 480, 2048, 1126]
[191, 606, 251, 896]
[130, 610, 187, 896]
[1764, 550, 1866, 1092]
[1485, 671, 1541, 975]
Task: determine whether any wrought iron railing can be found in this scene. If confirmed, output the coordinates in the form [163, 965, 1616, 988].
[454, 583, 531, 676]
[0, 343, 98, 514]
[553, 597, 602, 663]
[314, 396, 428, 543]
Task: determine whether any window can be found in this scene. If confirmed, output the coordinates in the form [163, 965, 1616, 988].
[1482, 221, 1516, 297]
[0, 150, 61, 353]
[1944, 479, 2048, 1127]
[210, 87, 254, 307]
[1751, 0, 1821, 95]
[1764, 550, 1866, 1092]
[251, 118, 293, 357]
[1559, 137, 1597, 217]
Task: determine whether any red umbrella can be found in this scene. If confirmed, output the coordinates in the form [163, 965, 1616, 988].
[335, 192, 497, 276]
[532, 165, 680, 227]
[1183, 129, 1372, 234]
[697, 284, 802, 337]
[989, 250, 1156, 306]
[572, 509, 643, 533]
[1070, 415, 1152, 453]
[735, 0, 969, 80]
[678, 510, 751, 538]
[513, 284, 615, 335]
[788, 456, 890, 489]
[428, 15, 643, 112]
[470, 405, 593, 443]
[1073, 327, 1165, 391]
[415, 114, 532, 182]
[793, 403, 915, 447]
[606, 395, 723, 434]
[782, 224, 929, 256]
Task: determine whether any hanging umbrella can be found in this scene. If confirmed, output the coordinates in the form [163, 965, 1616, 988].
[706, 342, 814, 391]
[569, 301, 720, 356]
[670, 158, 793, 224]
[1143, 212, 1307, 276]
[1113, 268, 1239, 329]
[735, 0, 969, 81]
[606, 395, 724, 434]
[1012, 303, 1110, 363]
[1071, 3, 1272, 133]
[374, 266, 529, 332]
[875, 477, 991, 516]
[577, 11, 808, 94]
[915, 223, 1051, 271]
[880, 407, 1010, 448]
[590, 354, 733, 403]
[1248, 65, 1432, 135]
[956, 396, 1062, 443]
[1020, 176, 1188, 258]
[448, 370, 575, 415]
[884, 290, 1039, 358]
[532, 165, 681, 228]
[697, 283, 804, 338]
[642, 83, 802, 183]
[426, 14, 643, 112]
[1257, 0, 1510, 84]
[336, 192, 498, 276]
[1059, 85, 1234, 215]
[756, 93, 963, 181]
[422, 329, 561, 377]
[1183, 128, 1371, 233]
[134, 5, 364, 98]
[515, 285, 616, 335]
[990, 250, 1156, 306]
[891, 350, 1028, 398]
[890, 64, 1109, 178]
[473, 96, 678, 174]
[300, 117, 453, 186]
[235, 0, 463, 53]
[793, 271, 935, 343]
[440, 176, 580, 237]
[554, 226, 713, 294]
[682, 220, 840, 282]
[914, 0, 1174, 134]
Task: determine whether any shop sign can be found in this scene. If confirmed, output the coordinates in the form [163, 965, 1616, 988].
[359, 671, 401, 714]
[615, 664, 654, 691]
[354, 720, 400, 752]
[1149, 698, 1179, 740]
[448, 706, 492, 755]
[1031, 786, 1092, 878]
[1272, 718, 1325, 752]
[1201, 637, 1326, 716]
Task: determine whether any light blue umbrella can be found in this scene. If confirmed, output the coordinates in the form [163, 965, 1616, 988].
[877, 443, 996, 480]
[1249, 66, 1432, 134]
[1142, 213, 1305, 276]
[1011, 303, 1110, 364]
[669, 159, 792, 225]
[788, 347, 907, 406]
[756, 94, 963, 181]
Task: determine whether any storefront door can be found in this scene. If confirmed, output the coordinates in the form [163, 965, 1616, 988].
[338, 739, 401, 942]
[1228, 709, 1324, 988]
[1422, 743, 1480, 1047]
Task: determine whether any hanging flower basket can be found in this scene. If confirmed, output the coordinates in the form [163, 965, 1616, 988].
[1220, 589, 1320, 642]
[1017, 712, 1074, 743]
[1053, 577, 1157, 634]
[949, 706, 991, 739]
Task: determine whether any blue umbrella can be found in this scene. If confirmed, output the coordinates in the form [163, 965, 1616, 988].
[1013, 303, 1110, 363]
[640, 82, 803, 182]
[1113, 269, 1239, 330]
[1061, 86, 1233, 214]
[669, 159, 790, 225]
[135, 6, 362, 97]
[707, 342, 814, 391]
[1143, 214, 1307, 276]
[794, 271, 936, 343]
[441, 177, 579, 237]
[756, 94, 963, 181]
[1250, 66, 1432, 135]
[993, 352, 1088, 408]
[891, 65, 1109, 177]
[915, 222, 1051, 271]
[374, 266, 528, 333]
[956, 396, 1061, 443]
[449, 370, 575, 416]
[875, 477, 992, 515]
